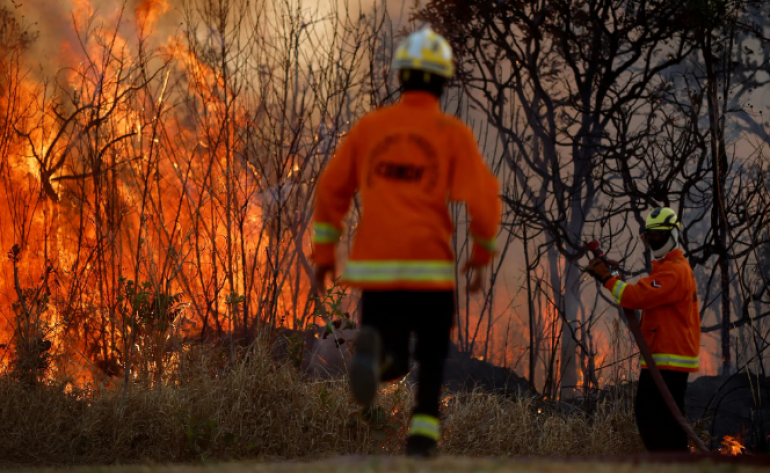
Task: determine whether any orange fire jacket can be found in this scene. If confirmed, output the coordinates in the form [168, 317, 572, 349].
[312, 91, 501, 290]
[603, 249, 700, 372]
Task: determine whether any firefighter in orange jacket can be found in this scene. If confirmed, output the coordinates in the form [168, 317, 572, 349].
[312, 28, 501, 457]
[586, 207, 699, 452]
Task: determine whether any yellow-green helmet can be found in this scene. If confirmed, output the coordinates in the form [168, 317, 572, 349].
[644, 207, 682, 232]
[392, 27, 454, 79]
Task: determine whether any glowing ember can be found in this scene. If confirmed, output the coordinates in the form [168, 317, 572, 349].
[441, 394, 454, 408]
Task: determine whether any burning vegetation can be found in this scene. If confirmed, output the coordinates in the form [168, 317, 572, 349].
[0, 0, 602, 397]
[720, 435, 747, 456]
[0, 0, 769, 463]
[0, 0, 377, 387]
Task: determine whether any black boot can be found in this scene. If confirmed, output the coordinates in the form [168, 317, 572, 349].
[405, 434, 438, 458]
[349, 326, 381, 406]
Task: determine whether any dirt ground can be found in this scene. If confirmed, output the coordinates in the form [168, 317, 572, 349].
[15, 456, 770, 473]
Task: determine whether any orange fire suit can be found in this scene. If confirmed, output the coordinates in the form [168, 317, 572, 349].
[312, 91, 501, 290]
[603, 248, 700, 372]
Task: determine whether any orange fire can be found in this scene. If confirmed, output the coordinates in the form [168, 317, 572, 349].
[0, 0, 323, 386]
[719, 435, 746, 455]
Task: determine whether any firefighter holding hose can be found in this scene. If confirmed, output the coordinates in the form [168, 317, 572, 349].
[312, 28, 501, 457]
[585, 207, 700, 452]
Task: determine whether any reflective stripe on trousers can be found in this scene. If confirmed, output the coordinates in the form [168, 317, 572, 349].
[409, 414, 440, 440]
[344, 260, 454, 283]
[641, 353, 699, 370]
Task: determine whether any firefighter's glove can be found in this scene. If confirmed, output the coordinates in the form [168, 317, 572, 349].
[585, 258, 613, 284]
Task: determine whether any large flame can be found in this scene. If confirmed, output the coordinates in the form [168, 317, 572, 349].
[0, 0, 329, 386]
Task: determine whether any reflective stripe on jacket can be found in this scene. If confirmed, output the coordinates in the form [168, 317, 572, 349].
[312, 91, 501, 290]
[603, 249, 700, 373]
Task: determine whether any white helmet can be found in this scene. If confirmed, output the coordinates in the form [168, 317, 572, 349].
[392, 27, 454, 79]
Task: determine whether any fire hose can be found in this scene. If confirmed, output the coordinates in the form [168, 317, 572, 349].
[586, 240, 710, 454]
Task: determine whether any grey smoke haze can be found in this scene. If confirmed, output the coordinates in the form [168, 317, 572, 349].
[18, 0, 181, 73]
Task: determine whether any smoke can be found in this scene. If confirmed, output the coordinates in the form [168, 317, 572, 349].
[15, 0, 182, 74]
[135, 0, 170, 31]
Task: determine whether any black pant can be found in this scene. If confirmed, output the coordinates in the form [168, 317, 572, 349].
[635, 368, 690, 452]
[360, 290, 454, 418]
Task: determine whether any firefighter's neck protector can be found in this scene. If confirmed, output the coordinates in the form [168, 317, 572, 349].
[651, 228, 679, 259]
[400, 69, 445, 98]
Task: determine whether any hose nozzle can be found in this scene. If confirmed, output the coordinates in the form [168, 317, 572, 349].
[586, 239, 604, 258]
[585, 239, 619, 278]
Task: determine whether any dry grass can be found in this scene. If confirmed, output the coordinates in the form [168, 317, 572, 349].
[441, 392, 642, 456]
[0, 341, 644, 467]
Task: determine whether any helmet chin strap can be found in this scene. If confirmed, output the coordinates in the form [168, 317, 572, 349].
[652, 228, 679, 259]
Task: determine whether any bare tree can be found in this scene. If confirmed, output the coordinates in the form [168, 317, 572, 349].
[420, 0, 697, 395]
